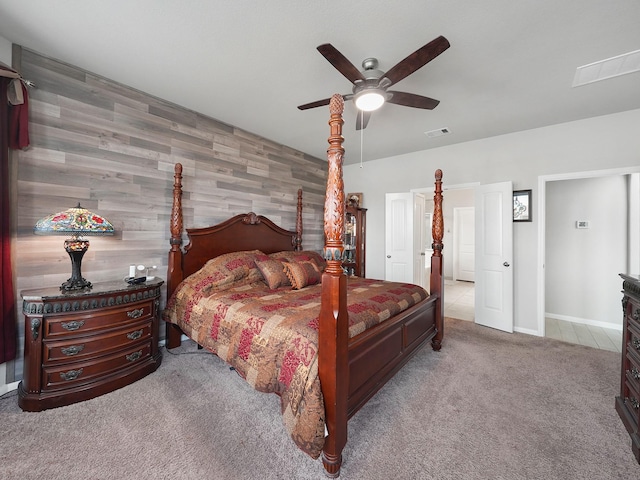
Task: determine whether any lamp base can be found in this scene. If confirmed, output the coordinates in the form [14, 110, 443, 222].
[61, 238, 92, 291]
[60, 277, 92, 291]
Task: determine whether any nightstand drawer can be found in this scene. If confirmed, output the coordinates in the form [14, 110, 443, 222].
[43, 321, 152, 363]
[42, 342, 152, 391]
[44, 300, 154, 338]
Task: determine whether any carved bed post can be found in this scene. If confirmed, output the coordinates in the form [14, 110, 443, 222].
[166, 163, 184, 349]
[295, 188, 303, 251]
[430, 169, 444, 351]
[319, 94, 349, 478]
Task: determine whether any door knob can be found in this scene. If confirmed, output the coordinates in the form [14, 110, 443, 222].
[387, 255, 391, 258]
[503, 262, 510, 267]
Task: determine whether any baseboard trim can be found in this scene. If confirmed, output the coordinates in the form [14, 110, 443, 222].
[0, 380, 20, 397]
[545, 312, 623, 331]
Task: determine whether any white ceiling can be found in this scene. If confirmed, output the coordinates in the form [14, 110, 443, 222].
[1, 0, 639, 165]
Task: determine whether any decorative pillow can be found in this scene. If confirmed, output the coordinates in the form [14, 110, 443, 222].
[255, 258, 291, 290]
[269, 250, 327, 272]
[183, 250, 265, 295]
[283, 260, 321, 290]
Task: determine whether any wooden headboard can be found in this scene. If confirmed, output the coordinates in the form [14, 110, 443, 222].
[166, 163, 303, 299]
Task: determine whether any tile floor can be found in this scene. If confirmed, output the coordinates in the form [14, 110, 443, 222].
[545, 317, 622, 353]
[443, 279, 623, 352]
[443, 279, 475, 322]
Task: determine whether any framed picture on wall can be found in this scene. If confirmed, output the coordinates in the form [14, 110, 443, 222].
[513, 189, 532, 222]
[347, 192, 363, 208]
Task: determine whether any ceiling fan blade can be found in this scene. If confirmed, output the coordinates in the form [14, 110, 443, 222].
[356, 110, 371, 130]
[297, 98, 332, 110]
[317, 44, 366, 84]
[387, 91, 440, 109]
[382, 36, 450, 86]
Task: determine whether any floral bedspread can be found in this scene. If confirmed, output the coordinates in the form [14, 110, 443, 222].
[163, 256, 428, 458]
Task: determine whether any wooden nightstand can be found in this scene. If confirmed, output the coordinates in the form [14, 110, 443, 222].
[18, 278, 163, 411]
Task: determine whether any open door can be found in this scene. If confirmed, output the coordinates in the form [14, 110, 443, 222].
[475, 182, 513, 332]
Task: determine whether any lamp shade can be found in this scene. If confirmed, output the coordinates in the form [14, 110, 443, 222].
[34, 204, 114, 291]
[34, 204, 115, 236]
[354, 90, 385, 112]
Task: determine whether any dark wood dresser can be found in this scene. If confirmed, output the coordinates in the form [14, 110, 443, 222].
[616, 273, 640, 463]
[18, 279, 163, 411]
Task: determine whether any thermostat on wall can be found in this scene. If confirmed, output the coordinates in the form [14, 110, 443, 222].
[576, 220, 590, 229]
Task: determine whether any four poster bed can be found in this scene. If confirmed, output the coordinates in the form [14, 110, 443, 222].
[163, 94, 444, 478]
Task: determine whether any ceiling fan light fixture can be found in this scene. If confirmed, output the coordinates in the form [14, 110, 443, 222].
[354, 90, 385, 112]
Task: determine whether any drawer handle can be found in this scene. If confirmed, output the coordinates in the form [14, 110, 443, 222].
[627, 396, 640, 410]
[60, 368, 83, 381]
[127, 308, 144, 319]
[126, 350, 143, 362]
[634, 338, 640, 351]
[632, 367, 640, 381]
[127, 329, 143, 340]
[61, 320, 85, 331]
[634, 309, 640, 321]
[61, 345, 85, 356]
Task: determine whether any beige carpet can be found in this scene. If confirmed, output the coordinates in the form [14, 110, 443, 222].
[1, 317, 638, 479]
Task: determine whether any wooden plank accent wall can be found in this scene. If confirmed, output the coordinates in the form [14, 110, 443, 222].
[10, 46, 327, 377]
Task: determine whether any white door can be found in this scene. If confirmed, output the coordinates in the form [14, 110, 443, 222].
[385, 192, 426, 286]
[475, 182, 513, 332]
[453, 207, 475, 282]
[414, 193, 426, 287]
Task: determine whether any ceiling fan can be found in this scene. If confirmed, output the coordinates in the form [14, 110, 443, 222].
[297, 36, 450, 130]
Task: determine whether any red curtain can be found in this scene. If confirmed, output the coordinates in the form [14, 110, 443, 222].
[1, 70, 29, 365]
[0, 76, 17, 364]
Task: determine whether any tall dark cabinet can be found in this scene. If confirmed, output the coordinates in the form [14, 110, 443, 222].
[616, 273, 640, 464]
[343, 205, 366, 277]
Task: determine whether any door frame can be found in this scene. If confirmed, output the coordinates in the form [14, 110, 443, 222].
[536, 166, 640, 337]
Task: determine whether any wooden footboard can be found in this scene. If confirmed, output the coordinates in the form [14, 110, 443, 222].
[347, 296, 437, 416]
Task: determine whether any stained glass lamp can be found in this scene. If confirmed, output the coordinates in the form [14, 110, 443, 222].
[34, 204, 115, 291]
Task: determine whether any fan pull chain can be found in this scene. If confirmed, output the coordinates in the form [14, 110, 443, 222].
[360, 110, 364, 169]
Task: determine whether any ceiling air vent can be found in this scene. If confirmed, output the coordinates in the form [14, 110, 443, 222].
[425, 127, 451, 138]
[573, 49, 640, 87]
